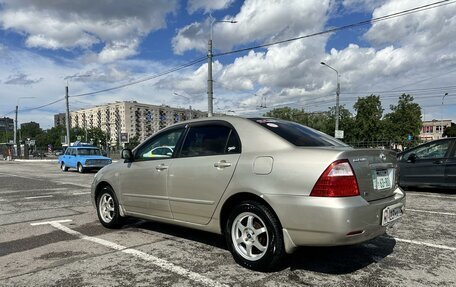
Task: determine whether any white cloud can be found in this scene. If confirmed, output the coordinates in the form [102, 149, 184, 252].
[173, 0, 331, 54]
[187, 0, 235, 14]
[0, 0, 177, 62]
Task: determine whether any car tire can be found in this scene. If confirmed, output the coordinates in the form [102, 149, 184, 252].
[77, 163, 85, 173]
[96, 186, 123, 229]
[225, 200, 285, 271]
[61, 162, 68, 171]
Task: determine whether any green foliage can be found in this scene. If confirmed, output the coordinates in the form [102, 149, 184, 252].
[443, 123, 456, 137]
[383, 94, 422, 142]
[0, 131, 14, 143]
[353, 95, 384, 141]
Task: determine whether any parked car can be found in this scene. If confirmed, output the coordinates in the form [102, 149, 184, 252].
[91, 117, 405, 270]
[59, 144, 112, 173]
[398, 137, 456, 189]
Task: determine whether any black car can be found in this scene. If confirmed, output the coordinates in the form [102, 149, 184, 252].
[398, 138, 456, 189]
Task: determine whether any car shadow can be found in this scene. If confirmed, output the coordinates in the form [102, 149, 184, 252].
[121, 218, 397, 274]
[286, 235, 396, 274]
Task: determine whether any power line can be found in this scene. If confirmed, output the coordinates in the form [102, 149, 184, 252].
[213, 0, 455, 58]
[70, 56, 207, 98]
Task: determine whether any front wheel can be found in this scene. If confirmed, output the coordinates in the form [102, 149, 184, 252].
[225, 201, 285, 271]
[77, 163, 85, 173]
[96, 186, 123, 228]
[61, 162, 68, 171]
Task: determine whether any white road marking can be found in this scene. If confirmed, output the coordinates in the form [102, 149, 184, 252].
[0, 198, 6, 202]
[406, 193, 456, 200]
[31, 220, 228, 287]
[406, 208, 456, 216]
[24, 195, 54, 200]
[31, 219, 73, 226]
[394, 237, 456, 251]
[72, 192, 91, 195]
[0, 188, 69, 194]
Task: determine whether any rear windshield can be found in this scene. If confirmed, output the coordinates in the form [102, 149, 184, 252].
[250, 118, 349, 147]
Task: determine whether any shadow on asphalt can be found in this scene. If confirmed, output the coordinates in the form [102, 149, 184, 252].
[287, 235, 396, 274]
[121, 218, 397, 274]
[404, 187, 456, 195]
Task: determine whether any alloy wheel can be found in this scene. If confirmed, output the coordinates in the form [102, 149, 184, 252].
[231, 212, 269, 261]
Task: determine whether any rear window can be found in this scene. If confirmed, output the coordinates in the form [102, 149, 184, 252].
[250, 118, 348, 147]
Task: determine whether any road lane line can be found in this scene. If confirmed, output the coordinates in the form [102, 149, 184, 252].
[31, 219, 73, 226]
[24, 195, 54, 200]
[31, 220, 228, 287]
[394, 237, 456, 251]
[406, 193, 456, 200]
[72, 192, 91, 195]
[0, 188, 69, 193]
[405, 208, 456, 216]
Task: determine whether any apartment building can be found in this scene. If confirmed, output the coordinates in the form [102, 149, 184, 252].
[0, 117, 14, 132]
[419, 119, 452, 141]
[68, 101, 206, 145]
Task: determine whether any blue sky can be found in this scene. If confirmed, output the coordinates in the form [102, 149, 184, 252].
[0, 0, 455, 129]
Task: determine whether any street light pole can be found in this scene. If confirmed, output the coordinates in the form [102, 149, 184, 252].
[207, 14, 236, 117]
[14, 97, 35, 157]
[441, 92, 448, 138]
[321, 62, 340, 135]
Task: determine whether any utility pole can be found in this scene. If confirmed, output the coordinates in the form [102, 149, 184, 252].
[65, 85, 71, 146]
[207, 37, 213, 117]
[14, 105, 18, 156]
[207, 14, 237, 117]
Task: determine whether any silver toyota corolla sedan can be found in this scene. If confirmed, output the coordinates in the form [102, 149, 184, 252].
[91, 116, 405, 270]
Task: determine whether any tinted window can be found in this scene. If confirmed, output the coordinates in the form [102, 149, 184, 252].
[250, 118, 348, 147]
[405, 140, 451, 160]
[180, 125, 232, 157]
[226, 130, 241, 153]
[135, 128, 184, 160]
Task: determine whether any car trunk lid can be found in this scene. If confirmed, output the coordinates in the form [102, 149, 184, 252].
[338, 149, 397, 202]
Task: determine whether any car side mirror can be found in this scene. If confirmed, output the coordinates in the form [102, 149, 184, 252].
[407, 153, 417, 163]
[121, 148, 133, 162]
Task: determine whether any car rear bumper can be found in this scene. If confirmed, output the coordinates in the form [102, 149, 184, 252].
[265, 188, 405, 251]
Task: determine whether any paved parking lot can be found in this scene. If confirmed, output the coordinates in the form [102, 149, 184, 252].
[0, 161, 455, 286]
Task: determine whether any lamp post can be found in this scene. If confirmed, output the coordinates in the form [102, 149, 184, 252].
[64, 74, 90, 146]
[441, 92, 448, 138]
[14, 97, 35, 157]
[207, 14, 237, 117]
[320, 62, 341, 137]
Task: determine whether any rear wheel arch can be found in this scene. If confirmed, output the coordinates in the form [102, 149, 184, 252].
[219, 192, 282, 234]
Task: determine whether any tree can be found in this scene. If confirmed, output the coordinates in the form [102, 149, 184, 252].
[352, 95, 384, 141]
[443, 123, 456, 137]
[125, 135, 141, 149]
[86, 128, 108, 148]
[384, 94, 422, 143]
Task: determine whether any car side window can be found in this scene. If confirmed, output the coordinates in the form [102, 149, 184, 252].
[135, 128, 184, 160]
[413, 140, 451, 160]
[226, 130, 241, 154]
[180, 125, 232, 157]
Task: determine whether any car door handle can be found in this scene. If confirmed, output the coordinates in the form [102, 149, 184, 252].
[214, 160, 231, 168]
[155, 164, 168, 171]
[433, 160, 444, 164]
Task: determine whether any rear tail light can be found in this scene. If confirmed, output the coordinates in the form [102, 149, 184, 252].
[310, 159, 359, 197]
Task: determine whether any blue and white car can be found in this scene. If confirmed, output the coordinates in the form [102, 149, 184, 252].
[58, 145, 112, 173]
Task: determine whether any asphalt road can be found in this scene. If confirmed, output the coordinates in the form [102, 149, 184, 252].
[0, 160, 455, 286]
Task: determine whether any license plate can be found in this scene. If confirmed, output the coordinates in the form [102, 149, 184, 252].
[373, 170, 391, 190]
[382, 205, 404, 226]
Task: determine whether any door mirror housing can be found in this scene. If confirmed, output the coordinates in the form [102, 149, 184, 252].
[407, 153, 417, 163]
[121, 149, 133, 162]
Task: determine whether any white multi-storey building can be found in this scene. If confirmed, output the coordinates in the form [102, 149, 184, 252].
[67, 101, 206, 145]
